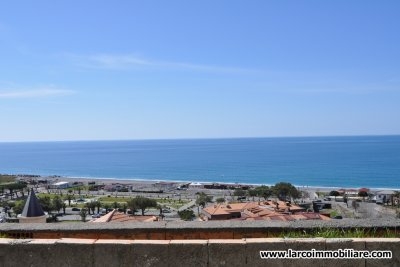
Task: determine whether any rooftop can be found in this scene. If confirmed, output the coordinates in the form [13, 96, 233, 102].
[202, 200, 329, 221]
[90, 209, 158, 223]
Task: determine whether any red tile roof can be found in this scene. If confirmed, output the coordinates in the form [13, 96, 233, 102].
[202, 200, 329, 222]
[90, 209, 158, 223]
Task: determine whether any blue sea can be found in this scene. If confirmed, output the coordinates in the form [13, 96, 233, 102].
[0, 136, 400, 189]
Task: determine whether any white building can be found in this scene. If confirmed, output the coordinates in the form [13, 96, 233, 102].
[374, 190, 395, 204]
[50, 181, 70, 189]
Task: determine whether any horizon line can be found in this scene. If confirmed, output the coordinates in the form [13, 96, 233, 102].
[1, 133, 400, 144]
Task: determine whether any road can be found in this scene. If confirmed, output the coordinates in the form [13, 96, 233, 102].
[333, 200, 397, 219]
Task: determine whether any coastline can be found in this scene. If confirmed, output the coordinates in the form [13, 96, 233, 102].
[16, 174, 400, 193]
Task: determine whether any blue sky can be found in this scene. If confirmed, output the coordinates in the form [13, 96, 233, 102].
[0, 1, 399, 141]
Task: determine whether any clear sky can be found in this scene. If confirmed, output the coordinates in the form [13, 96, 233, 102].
[0, 1, 399, 142]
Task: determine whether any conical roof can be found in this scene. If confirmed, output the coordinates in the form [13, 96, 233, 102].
[21, 188, 45, 217]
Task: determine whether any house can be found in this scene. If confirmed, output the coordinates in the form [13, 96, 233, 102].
[49, 181, 70, 189]
[202, 202, 250, 220]
[189, 182, 203, 189]
[374, 190, 396, 205]
[201, 200, 312, 221]
[90, 209, 158, 223]
[338, 188, 358, 197]
[104, 183, 128, 192]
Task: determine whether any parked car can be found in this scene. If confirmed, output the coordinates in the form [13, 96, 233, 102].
[71, 208, 80, 211]
[91, 214, 101, 218]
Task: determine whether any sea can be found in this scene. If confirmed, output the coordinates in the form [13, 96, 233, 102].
[0, 136, 399, 189]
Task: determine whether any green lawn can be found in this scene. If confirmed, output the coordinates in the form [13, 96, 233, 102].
[97, 196, 190, 209]
[98, 196, 132, 203]
[37, 193, 62, 200]
[35, 193, 190, 210]
[0, 175, 17, 184]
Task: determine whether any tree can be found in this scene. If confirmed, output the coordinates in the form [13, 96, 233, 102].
[233, 188, 246, 201]
[272, 182, 300, 200]
[195, 192, 213, 208]
[128, 196, 157, 215]
[76, 187, 82, 196]
[127, 199, 138, 215]
[85, 201, 96, 215]
[255, 186, 272, 200]
[80, 208, 88, 222]
[352, 200, 359, 211]
[65, 194, 74, 207]
[358, 191, 368, 201]
[90, 202, 97, 214]
[0, 182, 27, 199]
[178, 209, 195, 221]
[121, 203, 127, 214]
[38, 196, 52, 213]
[62, 203, 66, 215]
[95, 201, 102, 214]
[329, 191, 340, 201]
[248, 189, 257, 201]
[216, 197, 225, 204]
[103, 203, 111, 213]
[13, 200, 26, 216]
[52, 196, 63, 213]
[113, 201, 120, 209]
[157, 204, 163, 215]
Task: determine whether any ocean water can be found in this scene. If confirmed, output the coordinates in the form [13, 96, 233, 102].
[0, 136, 399, 189]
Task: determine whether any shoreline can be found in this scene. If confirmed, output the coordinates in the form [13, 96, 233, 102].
[15, 174, 400, 193]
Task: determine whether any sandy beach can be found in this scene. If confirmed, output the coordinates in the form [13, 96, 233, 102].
[18, 175, 399, 195]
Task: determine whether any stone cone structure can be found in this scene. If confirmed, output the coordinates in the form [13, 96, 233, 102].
[19, 188, 46, 223]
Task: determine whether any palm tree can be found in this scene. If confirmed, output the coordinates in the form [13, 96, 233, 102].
[65, 194, 74, 207]
[95, 200, 102, 214]
[122, 203, 127, 214]
[195, 192, 212, 208]
[85, 202, 96, 215]
[80, 208, 88, 222]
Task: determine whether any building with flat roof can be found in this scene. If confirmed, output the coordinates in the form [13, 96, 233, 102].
[49, 181, 70, 189]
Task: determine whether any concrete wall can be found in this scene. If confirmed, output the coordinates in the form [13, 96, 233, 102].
[1, 218, 400, 240]
[0, 237, 399, 267]
[18, 215, 47, 224]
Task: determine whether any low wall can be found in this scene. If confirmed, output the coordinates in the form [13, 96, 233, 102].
[0, 237, 399, 267]
[1, 218, 400, 240]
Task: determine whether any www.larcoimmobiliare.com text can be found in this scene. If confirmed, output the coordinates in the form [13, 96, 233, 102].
[260, 249, 392, 259]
